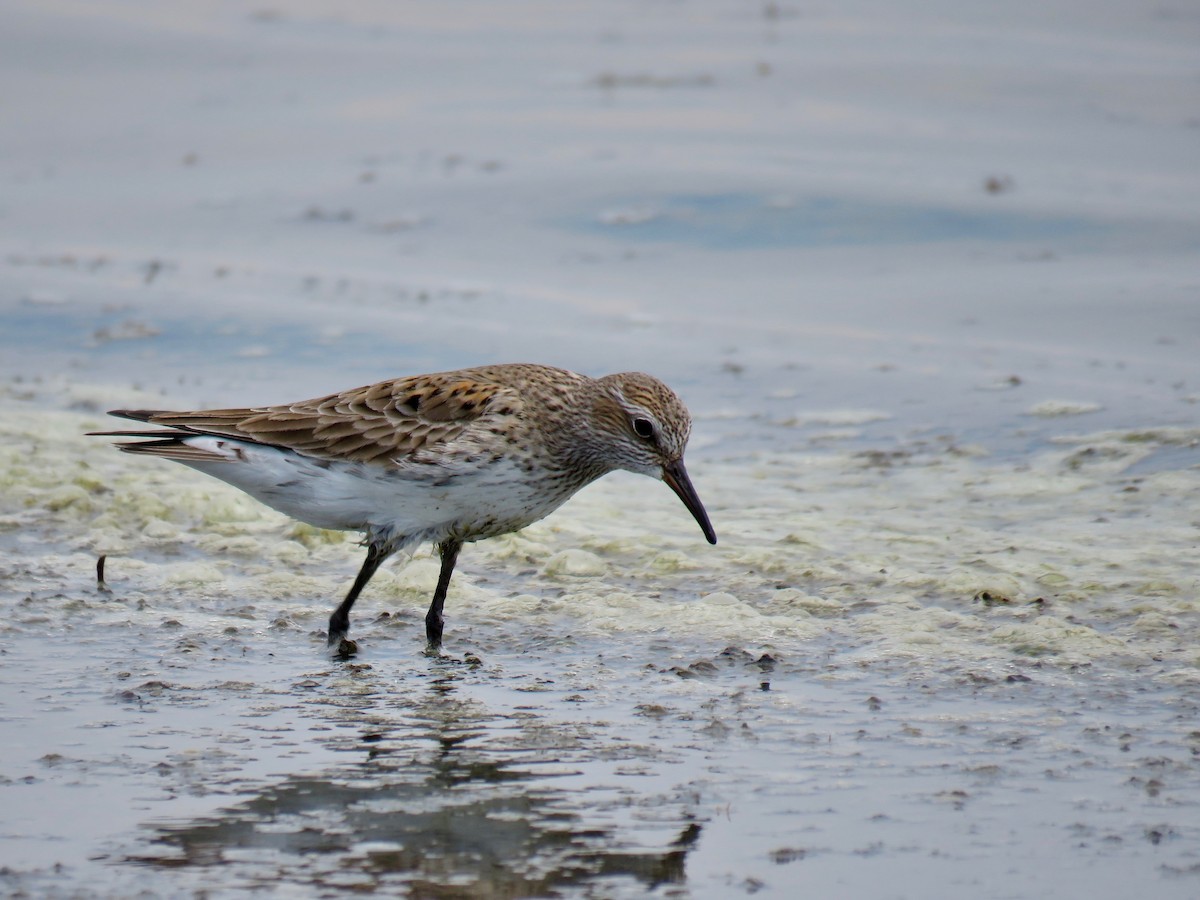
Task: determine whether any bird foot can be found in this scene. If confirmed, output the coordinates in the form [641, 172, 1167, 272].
[327, 621, 357, 658]
[424, 614, 444, 648]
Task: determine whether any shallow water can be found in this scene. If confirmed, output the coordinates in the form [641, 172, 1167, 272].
[2, 1, 1200, 897]
[3, 402, 1199, 897]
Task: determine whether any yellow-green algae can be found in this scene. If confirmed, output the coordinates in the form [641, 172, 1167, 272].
[2, 396, 1196, 681]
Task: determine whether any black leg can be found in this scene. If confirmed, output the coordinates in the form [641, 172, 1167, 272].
[425, 539, 462, 647]
[328, 541, 391, 646]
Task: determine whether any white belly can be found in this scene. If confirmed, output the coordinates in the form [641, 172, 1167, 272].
[177, 437, 573, 548]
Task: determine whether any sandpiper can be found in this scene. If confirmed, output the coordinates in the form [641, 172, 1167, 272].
[91, 364, 716, 653]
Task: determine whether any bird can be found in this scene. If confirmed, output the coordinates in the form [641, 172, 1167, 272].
[90, 363, 717, 654]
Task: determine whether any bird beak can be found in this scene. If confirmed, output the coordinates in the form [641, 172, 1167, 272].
[662, 458, 717, 545]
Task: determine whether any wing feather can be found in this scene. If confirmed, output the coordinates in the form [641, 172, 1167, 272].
[101, 370, 523, 465]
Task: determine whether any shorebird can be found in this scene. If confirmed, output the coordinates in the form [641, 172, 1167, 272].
[92, 364, 716, 653]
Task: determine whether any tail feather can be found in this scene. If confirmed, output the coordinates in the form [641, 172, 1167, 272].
[111, 438, 230, 462]
[87, 428, 196, 439]
[89, 409, 270, 460]
[105, 409, 167, 424]
[90, 412, 240, 463]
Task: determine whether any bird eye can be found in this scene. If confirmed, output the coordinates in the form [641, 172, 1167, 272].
[632, 417, 655, 439]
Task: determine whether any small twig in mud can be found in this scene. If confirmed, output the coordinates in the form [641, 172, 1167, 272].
[97, 555, 113, 595]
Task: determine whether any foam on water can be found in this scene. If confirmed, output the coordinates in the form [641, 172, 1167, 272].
[2, 384, 1200, 896]
[6, 389, 1197, 672]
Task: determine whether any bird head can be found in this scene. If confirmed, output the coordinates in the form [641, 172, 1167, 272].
[595, 372, 717, 545]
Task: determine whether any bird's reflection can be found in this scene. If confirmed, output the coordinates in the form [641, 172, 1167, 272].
[127, 663, 701, 895]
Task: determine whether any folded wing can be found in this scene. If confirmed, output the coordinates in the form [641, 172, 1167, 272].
[92, 371, 522, 465]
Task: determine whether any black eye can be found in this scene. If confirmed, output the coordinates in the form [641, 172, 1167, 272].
[632, 417, 655, 439]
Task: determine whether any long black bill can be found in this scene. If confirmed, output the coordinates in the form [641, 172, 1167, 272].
[662, 458, 717, 545]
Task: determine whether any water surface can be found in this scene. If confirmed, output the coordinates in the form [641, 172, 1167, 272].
[2, 1, 1199, 897]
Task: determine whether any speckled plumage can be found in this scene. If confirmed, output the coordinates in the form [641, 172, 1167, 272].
[91, 363, 716, 653]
